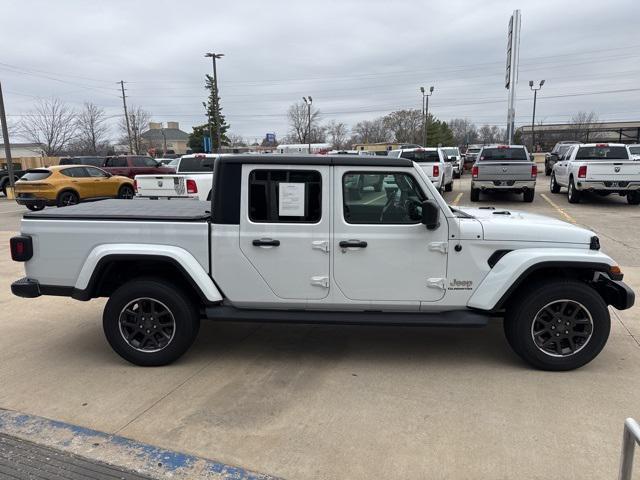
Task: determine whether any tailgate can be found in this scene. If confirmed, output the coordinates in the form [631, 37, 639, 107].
[585, 161, 640, 180]
[476, 162, 533, 180]
[135, 175, 187, 197]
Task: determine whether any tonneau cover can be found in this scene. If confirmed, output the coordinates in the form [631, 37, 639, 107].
[23, 199, 211, 222]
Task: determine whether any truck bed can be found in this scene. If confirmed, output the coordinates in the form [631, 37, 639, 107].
[23, 199, 211, 222]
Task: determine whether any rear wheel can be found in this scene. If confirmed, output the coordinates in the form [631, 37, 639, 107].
[1, 181, 7, 197]
[503, 280, 610, 371]
[103, 278, 200, 366]
[470, 187, 480, 202]
[627, 191, 640, 205]
[57, 190, 79, 207]
[550, 173, 560, 193]
[523, 189, 534, 203]
[567, 178, 581, 204]
[444, 181, 453, 192]
[117, 184, 135, 199]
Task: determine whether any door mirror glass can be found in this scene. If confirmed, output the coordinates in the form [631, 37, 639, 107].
[421, 200, 440, 230]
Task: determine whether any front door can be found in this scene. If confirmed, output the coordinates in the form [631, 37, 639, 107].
[333, 167, 448, 303]
[239, 165, 330, 300]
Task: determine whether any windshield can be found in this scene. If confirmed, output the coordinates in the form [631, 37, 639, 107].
[629, 146, 640, 155]
[178, 157, 215, 172]
[479, 147, 528, 161]
[19, 170, 51, 181]
[400, 150, 440, 162]
[575, 146, 629, 160]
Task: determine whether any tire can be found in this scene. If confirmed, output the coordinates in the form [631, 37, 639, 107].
[444, 181, 453, 192]
[26, 204, 45, 211]
[545, 167, 551, 176]
[503, 280, 610, 371]
[103, 278, 200, 366]
[567, 177, 581, 204]
[470, 187, 480, 202]
[523, 189, 534, 203]
[627, 191, 640, 205]
[57, 190, 79, 207]
[1, 181, 7, 197]
[550, 173, 560, 194]
[117, 184, 135, 199]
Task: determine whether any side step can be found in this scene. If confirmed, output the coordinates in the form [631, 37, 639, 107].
[205, 306, 489, 327]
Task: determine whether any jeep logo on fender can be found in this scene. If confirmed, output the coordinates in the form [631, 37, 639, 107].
[448, 279, 473, 290]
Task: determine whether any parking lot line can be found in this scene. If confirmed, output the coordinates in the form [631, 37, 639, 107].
[452, 192, 463, 205]
[540, 193, 577, 224]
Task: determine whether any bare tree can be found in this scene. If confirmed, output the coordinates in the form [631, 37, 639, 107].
[478, 124, 505, 144]
[20, 97, 77, 156]
[350, 118, 392, 144]
[119, 106, 150, 154]
[75, 102, 109, 155]
[448, 118, 478, 146]
[325, 121, 349, 149]
[568, 111, 601, 142]
[227, 133, 247, 147]
[383, 109, 422, 144]
[287, 101, 321, 144]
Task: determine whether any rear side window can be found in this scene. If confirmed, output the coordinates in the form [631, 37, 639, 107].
[178, 157, 215, 173]
[575, 146, 629, 160]
[400, 150, 440, 162]
[479, 148, 528, 161]
[249, 169, 322, 223]
[106, 157, 127, 167]
[78, 157, 105, 167]
[132, 157, 158, 167]
[20, 171, 51, 181]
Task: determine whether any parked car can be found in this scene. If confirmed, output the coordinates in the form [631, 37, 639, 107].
[470, 145, 536, 202]
[102, 155, 175, 179]
[10, 154, 634, 371]
[544, 141, 581, 176]
[1, 167, 27, 196]
[156, 158, 178, 166]
[388, 147, 453, 192]
[135, 154, 216, 201]
[550, 143, 640, 204]
[59, 156, 105, 167]
[463, 145, 482, 171]
[628, 144, 640, 161]
[442, 147, 463, 178]
[14, 165, 135, 211]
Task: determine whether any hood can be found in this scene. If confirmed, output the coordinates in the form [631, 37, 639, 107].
[457, 207, 595, 245]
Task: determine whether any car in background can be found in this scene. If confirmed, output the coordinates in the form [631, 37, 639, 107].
[102, 155, 175, 179]
[442, 147, 463, 177]
[462, 145, 482, 171]
[544, 141, 581, 176]
[14, 165, 135, 211]
[628, 144, 640, 161]
[156, 158, 179, 166]
[1, 167, 27, 196]
[58, 156, 105, 167]
[471, 145, 536, 202]
[388, 147, 453, 192]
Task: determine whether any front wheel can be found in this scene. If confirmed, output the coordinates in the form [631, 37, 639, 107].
[503, 280, 610, 371]
[627, 191, 640, 205]
[567, 178, 581, 204]
[117, 184, 135, 199]
[523, 189, 534, 202]
[103, 278, 200, 366]
[550, 173, 560, 193]
[57, 190, 79, 207]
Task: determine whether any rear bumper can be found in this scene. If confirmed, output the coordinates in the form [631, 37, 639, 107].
[576, 180, 640, 192]
[15, 196, 55, 207]
[472, 180, 536, 191]
[135, 195, 198, 200]
[11, 277, 75, 299]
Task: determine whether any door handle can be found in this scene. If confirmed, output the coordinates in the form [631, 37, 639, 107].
[339, 240, 367, 248]
[252, 238, 280, 247]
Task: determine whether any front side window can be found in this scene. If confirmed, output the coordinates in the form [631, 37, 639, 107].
[86, 167, 108, 177]
[249, 169, 322, 223]
[343, 172, 426, 224]
[60, 167, 89, 178]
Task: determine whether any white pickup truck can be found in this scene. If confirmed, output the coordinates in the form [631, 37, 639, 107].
[388, 147, 454, 192]
[135, 154, 216, 201]
[10, 154, 634, 371]
[550, 143, 640, 204]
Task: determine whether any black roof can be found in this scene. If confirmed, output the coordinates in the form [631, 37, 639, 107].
[217, 154, 413, 167]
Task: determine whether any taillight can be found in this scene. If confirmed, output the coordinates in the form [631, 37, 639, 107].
[472, 165, 478, 179]
[133, 179, 138, 192]
[186, 179, 198, 194]
[531, 164, 538, 178]
[433, 165, 439, 177]
[578, 165, 587, 178]
[10, 236, 33, 262]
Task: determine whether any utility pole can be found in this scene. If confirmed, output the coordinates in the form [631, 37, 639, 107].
[303, 96, 313, 153]
[505, 10, 521, 144]
[119, 81, 132, 154]
[420, 86, 434, 147]
[0, 81, 16, 191]
[529, 80, 545, 152]
[205, 53, 224, 153]
[161, 126, 167, 156]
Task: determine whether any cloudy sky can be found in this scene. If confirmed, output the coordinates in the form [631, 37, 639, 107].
[1, 0, 639, 144]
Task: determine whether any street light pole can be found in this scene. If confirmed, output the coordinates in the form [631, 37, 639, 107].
[303, 96, 312, 153]
[422, 86, 434, 147]
[0, 81, 15, 191]
[529, 80, 545, 152]
[205, 52, 224, 153]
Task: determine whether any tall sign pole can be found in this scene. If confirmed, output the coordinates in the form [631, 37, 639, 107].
[505, 9, 521, 145]
[0, 81, 16, 190]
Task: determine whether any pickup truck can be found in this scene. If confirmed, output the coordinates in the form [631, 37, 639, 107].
[10, 154, 634, 371]
[470, 145, 537, 202]
[442, 147, 463, 178]
[1, 167, 27, 196]
[102, 155, 175, 179]
[134, 154, 216, 201]
[544, 141, 580, 176]
[388, 147, 453, 192]
[550, 143, 640, 204]
[462, 144, 482, 171]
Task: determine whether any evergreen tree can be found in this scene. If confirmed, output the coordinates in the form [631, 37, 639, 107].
[188, 74, 230, 152]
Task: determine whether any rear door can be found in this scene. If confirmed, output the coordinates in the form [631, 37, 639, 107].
[60, 167, 96, 199]
[239, 165, 330, 300]
[104, 157, 129, 177]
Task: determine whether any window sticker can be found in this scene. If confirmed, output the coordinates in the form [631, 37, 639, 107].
[278, 182, 306, 217]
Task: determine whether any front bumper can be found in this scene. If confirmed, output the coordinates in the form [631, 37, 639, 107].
[472, 180, 536, 191]
[575, 180, 640, 192]
[593, 272, 635, 310]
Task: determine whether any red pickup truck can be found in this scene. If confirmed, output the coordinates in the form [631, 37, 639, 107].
[102, 155, 175, 179]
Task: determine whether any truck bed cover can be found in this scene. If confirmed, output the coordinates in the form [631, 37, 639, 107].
[23, 199, 211, 222]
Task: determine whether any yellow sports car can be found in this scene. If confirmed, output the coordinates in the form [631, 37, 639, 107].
[15, 165, 135, 211]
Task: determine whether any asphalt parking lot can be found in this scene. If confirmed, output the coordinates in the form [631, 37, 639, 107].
[1, 175, 639, 479]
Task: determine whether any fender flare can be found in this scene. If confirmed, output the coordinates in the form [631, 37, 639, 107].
[73, 244, 223, 303]
[467, 248, 617, 311]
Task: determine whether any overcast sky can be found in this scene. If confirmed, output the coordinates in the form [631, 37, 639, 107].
[1, 0, 639, 143]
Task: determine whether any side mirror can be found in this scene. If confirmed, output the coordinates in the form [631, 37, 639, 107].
[421, 200, 440, 230]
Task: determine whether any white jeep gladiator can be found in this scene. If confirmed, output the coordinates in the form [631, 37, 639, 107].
[10, 154, 634, 370]
[550, 143, 640, 204]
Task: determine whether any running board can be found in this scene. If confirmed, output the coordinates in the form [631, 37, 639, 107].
[204, 306, 489, 327]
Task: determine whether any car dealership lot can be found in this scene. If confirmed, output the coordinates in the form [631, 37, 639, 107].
[0, 175, 639, 479]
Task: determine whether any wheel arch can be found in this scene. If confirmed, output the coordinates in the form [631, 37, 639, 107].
[56, 187, 80, 201]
